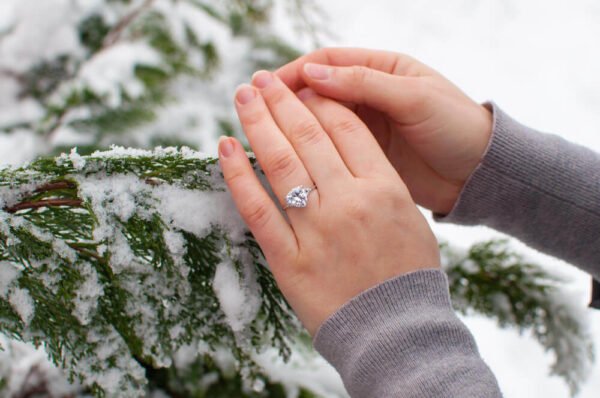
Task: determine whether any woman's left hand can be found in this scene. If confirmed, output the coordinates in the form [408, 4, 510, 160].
[218, 70, 441, 336]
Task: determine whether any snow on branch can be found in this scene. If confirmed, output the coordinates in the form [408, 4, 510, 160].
[0, 147, 594, 397]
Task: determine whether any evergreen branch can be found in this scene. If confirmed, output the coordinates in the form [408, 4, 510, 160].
[43, 108, 69, 140]
[291, 0, 324, 47]
[0, 148, 592, 397]
[0, 147, 304, 397]
[102, 0, 156, 48]
[443, 240, 595, 396]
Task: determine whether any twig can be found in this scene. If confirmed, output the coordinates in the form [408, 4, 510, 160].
[68, 243, 105, 261]
[43, 0, 155, 139]
[5, 198, 83, 213]
[34, 181, 76, 193]
[0, 67, 25, 84]
[43, 106, 69, 140]
[102, 0, 155, 48]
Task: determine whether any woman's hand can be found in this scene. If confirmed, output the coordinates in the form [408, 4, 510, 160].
[218, 70, 440, 336]
[276, 48, 494, 215]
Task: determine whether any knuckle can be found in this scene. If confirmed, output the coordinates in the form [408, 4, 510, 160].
[343, 198, 370, 222]
[350, 66, 371, 86]
[289, 120, 324, 146]
[405, 78, 431, 112]
[242, 200, 272, 228]
[374, 181, 412, 207]
[224, 167, 245, 186]
[265, 87, 287, 106]
[331, 118, 363, 136]
[241, 109, 265, 126]
[315, 47, 330, 58]
[265, 149, 298, 180]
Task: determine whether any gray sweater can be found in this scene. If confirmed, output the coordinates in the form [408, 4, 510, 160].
[312, 103, 600, 397]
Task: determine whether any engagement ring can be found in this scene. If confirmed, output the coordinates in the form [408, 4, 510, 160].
[283, 185, 317, 210]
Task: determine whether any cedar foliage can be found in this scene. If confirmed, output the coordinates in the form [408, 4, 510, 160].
[0, 149, 594, 396]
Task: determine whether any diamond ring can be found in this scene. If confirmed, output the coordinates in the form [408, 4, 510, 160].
[283, 185, 317, 210]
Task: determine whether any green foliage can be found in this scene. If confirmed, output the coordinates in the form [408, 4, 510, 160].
[79, 14, 111, 54]
[0, 0, 316, 155]
[0, 148, 305, 397]
[0, 150, 594, 396]
[444, 240, 595, 395]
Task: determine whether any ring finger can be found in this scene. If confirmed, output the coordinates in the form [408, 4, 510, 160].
[234, 84, 320, 223]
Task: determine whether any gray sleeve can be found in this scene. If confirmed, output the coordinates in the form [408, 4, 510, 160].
[435, 102, 600, 280]
[312, 103, 600, 397]
[313, 269, 503, 397]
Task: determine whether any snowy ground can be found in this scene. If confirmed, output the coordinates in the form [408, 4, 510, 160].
[280, 1, 600, 396]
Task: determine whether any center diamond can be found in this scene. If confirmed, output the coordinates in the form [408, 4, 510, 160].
[285, 185, 312, 208]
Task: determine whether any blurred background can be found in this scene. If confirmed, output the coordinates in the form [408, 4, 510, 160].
[0, 0, 599, 396]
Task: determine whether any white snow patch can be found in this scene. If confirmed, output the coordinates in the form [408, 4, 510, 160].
[9, 288, 34, 325]
[0, 261, 20, 298]
[155, 185, 247, 243]
[72, 263, 104, 325]
[212, 259, 261, 333]
[77, 42, 161, 107]
[252, 345, 347, 398]
[0, 334, 79, 397]
[0, 131, 43, 167]
[68, 147, 86, 170]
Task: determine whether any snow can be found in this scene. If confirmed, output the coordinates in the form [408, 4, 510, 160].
[212, 257, 261, 333]
[77, 174, 142, 224]
[0, 0, 84, 73]
[0, 335, 79, 397]
[8, 288, 34, 325]
[83, 326, 147, 395]
[68, 148, 87, 170]
[154, 184, 247, 244]
[252, 345, 346, 398]
[76, 42, 161, 107]
[72, 262, 103, 326]
[0, 130, 43, 167]
[163, 229, 186, 263]
[0, 261, 20, 299]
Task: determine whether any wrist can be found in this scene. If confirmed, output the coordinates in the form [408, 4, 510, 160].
[439, 103, 494, 216]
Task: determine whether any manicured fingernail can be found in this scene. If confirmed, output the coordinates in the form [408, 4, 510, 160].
[297, 87, 316, 101]
[235, 84, 256, 105]
[304, 63, 331, 80]
[219, 136, 234, 157]
[252, 70, 273, 89]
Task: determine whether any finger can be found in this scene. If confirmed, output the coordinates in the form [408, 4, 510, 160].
[233, 84, 319, 218]
[218, 136, 297, 265]
[251, 71, 352, 188]
[276, 47, 428, 92]
[299, 63, 430, 125]
[297, 88, 396, 179]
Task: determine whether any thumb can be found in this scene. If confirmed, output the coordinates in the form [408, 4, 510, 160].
[301, 63, 427, 123]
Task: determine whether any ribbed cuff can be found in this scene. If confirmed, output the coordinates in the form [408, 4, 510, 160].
[434, 102, 600, 228]
[434, 101, 600, 288]
[313, 269, 501, 397]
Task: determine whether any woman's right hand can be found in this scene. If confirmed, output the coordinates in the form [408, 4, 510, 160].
[276, 48, 493, 215]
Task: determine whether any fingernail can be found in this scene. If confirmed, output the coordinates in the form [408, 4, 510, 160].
[219, 136, 234, 157]
[235, 84, 256, 105]
[304, 63, 331, 80]
[297, 87, 316, 101]
[252, 70, 274, 89]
